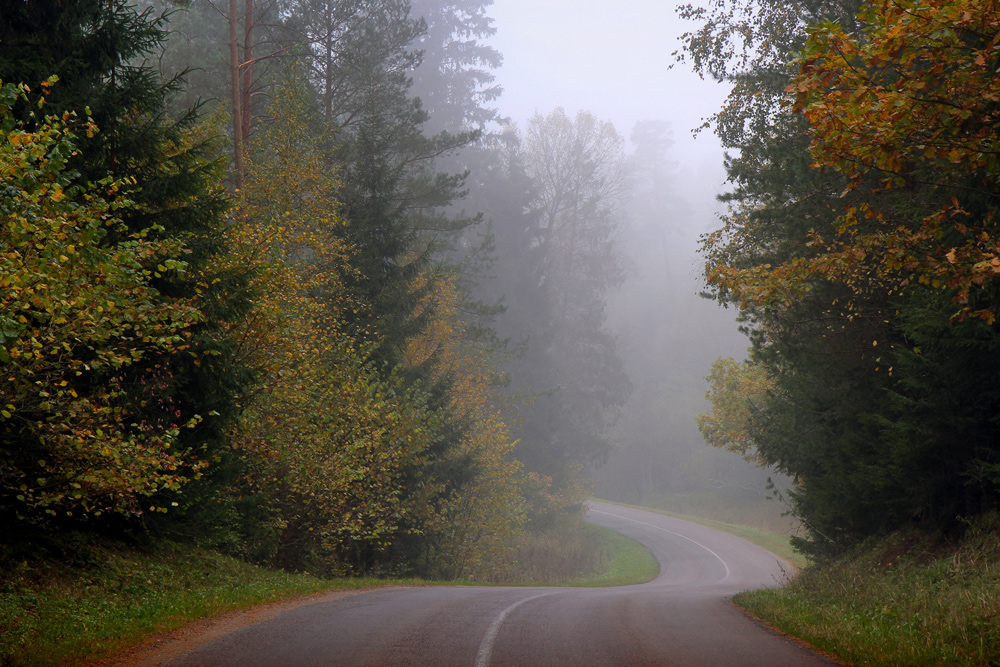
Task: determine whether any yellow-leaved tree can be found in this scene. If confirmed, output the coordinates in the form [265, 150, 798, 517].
[216, 82, 447, 573]
[402, 269, 527, 580]
[0, 81, 205, 520]
[696, 357, 773, 464]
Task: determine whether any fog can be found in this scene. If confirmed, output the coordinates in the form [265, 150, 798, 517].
[141, 0, 792, 527]
[486, 0, 791, 525]
[488, 0, 728, 162]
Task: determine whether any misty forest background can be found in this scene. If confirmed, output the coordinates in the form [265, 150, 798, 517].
[4, 0, 1000, 579]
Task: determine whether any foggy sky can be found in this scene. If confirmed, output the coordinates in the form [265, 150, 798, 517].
[488, 0, 730, 169]
[483, 0, 744, 361]
[483, 1, 773, 506]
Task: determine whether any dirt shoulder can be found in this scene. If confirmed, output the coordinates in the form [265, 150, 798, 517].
[89, 587, 392, 667]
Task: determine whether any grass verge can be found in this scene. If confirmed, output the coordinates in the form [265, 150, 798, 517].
[733, 514, 1000, 666]
[564, 523, 661, 587]
[497, 522, 659, 587]
[630, 490, 799, 535]
[0, 537, 406, 667]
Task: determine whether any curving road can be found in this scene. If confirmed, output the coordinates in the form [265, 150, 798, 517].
[162, 501, 837, 666]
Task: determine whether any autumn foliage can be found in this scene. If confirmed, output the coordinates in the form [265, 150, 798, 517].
[790, 0, 1000, 321]
[696, 358, 772, 465]
[1, 0, 616, 579]
[688, 0, 1000, 552]
[0, 81, 206, 518]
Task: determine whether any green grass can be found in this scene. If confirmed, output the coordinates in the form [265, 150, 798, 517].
[504, 522, 659, 587]
[595, 498, 807, 569]
[562, 523, 660, 587]
[733, 515, 1000, 666]
[0, 537, 407, 667]
[0, 522, 657, 666]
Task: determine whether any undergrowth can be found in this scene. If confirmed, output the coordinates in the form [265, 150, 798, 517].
[734, 513, 1000, 666]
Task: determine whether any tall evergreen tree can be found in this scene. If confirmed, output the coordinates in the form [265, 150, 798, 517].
[469, 111, 631, 500]
[408, 0, 503, 134]
[291, 1, 477, 366]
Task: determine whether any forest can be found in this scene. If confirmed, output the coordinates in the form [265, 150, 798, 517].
[0, 0, 645, 578]
[3, 0, 1000, 586]
[689, 0, 1000, 555]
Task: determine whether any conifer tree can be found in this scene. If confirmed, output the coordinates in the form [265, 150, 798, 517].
[408, 0, 504, 134]
[682, 0, 1000, 552]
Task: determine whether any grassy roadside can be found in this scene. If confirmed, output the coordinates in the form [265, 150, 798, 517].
[594, 498, 807, 569]
[0, 536, 404, 667]
[734, 514, 1000, 666]
[497, 522, 660, 588]
[0, 522, 656, 666]
[589, 499, 1000, 665]
[565, 523, 660, 587]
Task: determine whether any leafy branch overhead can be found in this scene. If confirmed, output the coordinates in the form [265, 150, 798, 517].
[791, 0, 1000, 322]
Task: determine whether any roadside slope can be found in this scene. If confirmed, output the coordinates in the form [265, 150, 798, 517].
[735, 515, 1000, 666]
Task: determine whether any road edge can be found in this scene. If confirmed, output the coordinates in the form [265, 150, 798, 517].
[88, 587, 398, 667]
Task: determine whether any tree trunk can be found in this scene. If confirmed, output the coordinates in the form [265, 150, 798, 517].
[241, 0, 254, 147]
[229, 0, 245, 191]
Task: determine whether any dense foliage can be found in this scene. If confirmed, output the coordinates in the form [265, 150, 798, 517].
[1, 0, 633, 577]
[0, 81, 206, 519]
[686, 0, 1000, 554]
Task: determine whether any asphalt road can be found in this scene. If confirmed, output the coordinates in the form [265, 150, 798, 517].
[164, 501, 838, 666]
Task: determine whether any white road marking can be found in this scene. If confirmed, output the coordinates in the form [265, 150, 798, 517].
[476, 508, 732, 665]
[474, 592, 553, 667]
[590, 508, 732, 582]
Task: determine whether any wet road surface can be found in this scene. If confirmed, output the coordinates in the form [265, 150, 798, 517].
[163, 501, 838, 666]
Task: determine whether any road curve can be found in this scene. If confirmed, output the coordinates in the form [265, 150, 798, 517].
[162, 501, 837, 666]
